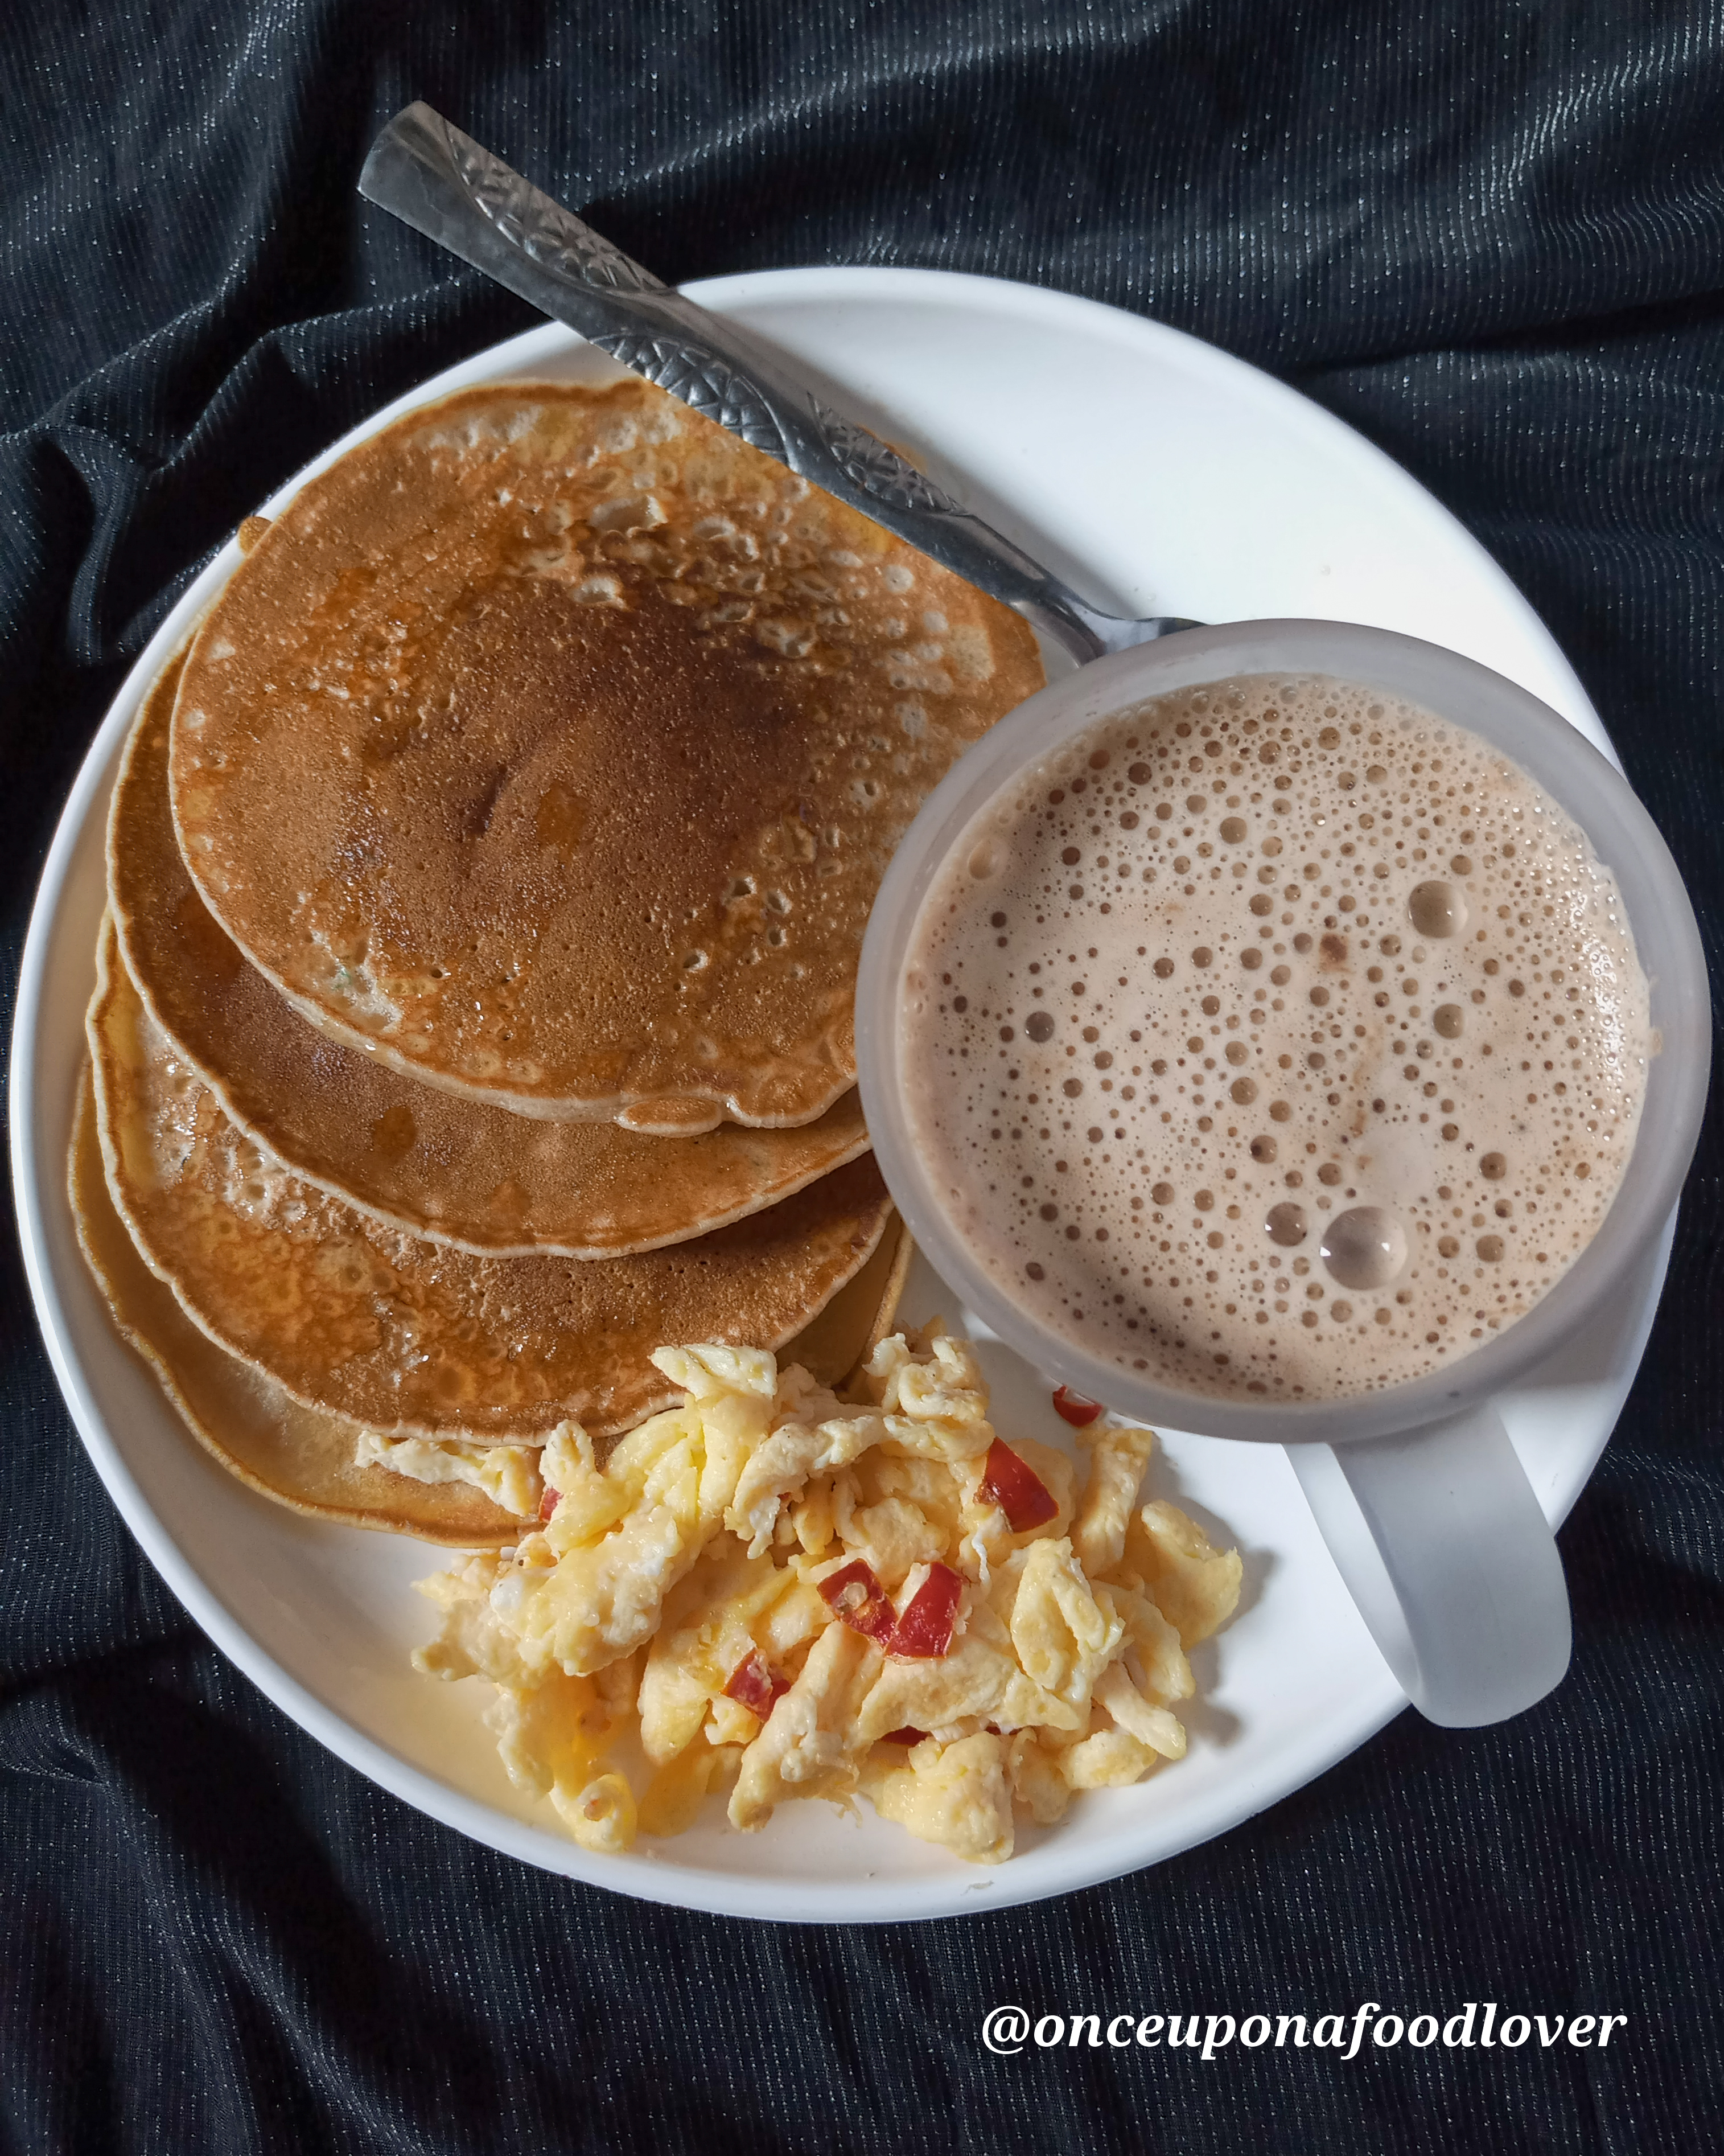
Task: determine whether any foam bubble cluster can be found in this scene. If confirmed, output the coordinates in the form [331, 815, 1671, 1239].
[900, 674, 1651, 1401]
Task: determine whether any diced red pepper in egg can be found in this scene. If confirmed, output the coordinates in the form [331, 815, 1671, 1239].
[538, 1482, 560, 1522]
[722, 1649, 790, 1719]
[818, 1559, 898, 1645]
[889, 1562, 964, 1659]
[1051, 1385, 1104, 1427]
[978, 1438, 1059, 1532]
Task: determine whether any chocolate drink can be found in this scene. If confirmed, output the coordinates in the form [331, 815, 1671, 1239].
[899, 674, 1651, 1401]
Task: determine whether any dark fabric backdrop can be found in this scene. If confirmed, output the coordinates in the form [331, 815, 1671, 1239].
[3, 4, 1721, 2150]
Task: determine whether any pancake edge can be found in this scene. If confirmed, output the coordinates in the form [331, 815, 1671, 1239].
[88, 918, 899, 1441]
[69, 1063, 522, 1545]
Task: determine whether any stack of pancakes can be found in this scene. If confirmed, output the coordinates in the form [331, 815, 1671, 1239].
[73, 377, 1043, 1542]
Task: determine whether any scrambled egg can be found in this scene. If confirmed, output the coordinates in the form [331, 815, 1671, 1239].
[355, 1428, 544, 1520]
[411, 1324, 1241, 1866]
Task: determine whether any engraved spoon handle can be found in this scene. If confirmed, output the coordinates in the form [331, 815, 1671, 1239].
[359, 104, 1191, 663]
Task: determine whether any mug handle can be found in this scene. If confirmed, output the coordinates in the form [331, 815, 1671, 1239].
[1285, 1405, 1571, 1727]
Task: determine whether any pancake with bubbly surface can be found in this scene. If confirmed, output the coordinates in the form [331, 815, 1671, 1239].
[168, 379, 1043, 1132]
[113, 653, 870, 1254]
[88, 921, 896, 1440]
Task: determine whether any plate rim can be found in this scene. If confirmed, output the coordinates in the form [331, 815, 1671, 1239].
[9, 264, 1653, 1923]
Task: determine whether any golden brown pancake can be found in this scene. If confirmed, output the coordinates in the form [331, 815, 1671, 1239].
[74, 1064, 914, 1538]
[168, 379, 1044, 1132]
[70, 1070, 520, 1543]
[112, 652, 871, 1255]
[87, 919, 895, 1440]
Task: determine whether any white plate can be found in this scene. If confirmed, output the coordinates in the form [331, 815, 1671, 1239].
[10, 268, 1671, 1924]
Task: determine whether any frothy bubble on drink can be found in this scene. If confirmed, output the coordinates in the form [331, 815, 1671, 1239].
[1265, 1202, 1309, 1247]
[899, 672, 1651, 1402]
[1320, 1206, 1409, 1291]
[1409, 880, 1467, 937]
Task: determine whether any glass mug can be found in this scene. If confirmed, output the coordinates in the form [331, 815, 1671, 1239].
[855, 622, 1710, 1727]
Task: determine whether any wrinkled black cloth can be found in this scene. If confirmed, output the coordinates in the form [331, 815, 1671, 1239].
[3, 5, 1722, 2151]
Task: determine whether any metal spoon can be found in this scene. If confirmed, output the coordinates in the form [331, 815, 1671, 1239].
[358, 103, 1196, 666]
